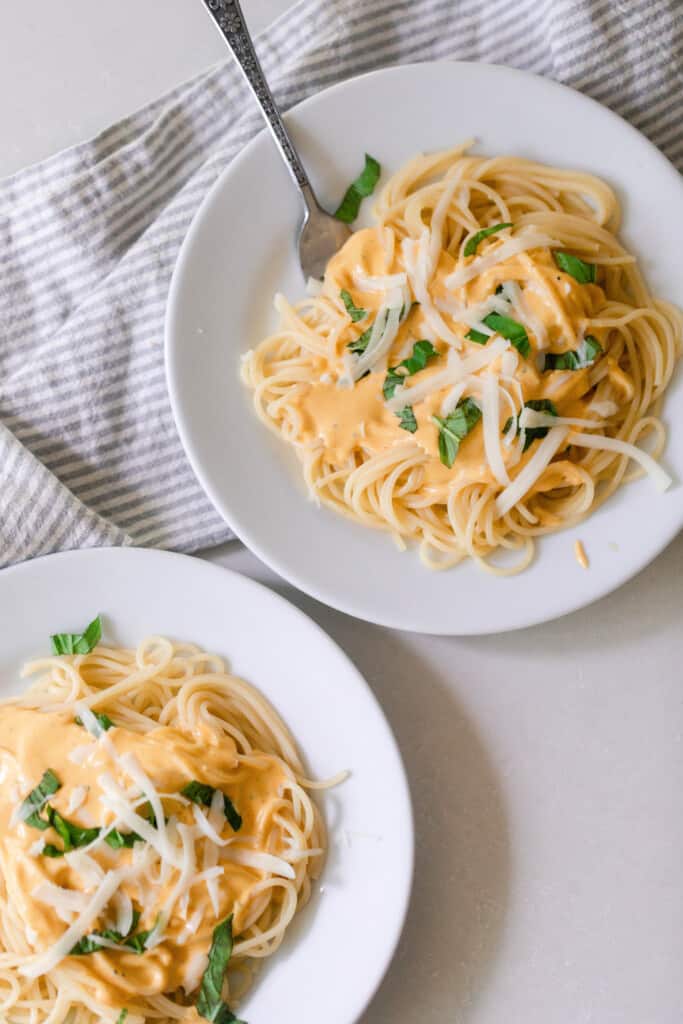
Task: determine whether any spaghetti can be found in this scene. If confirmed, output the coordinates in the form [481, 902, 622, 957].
[0, 626, 328, 1023]
[242, 143, 682, 573]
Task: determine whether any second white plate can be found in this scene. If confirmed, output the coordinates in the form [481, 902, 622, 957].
[0, 547, 413, 1024]
[166, 61, 683, 634]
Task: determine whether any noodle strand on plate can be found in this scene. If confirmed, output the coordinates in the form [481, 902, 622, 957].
[242, 144, 682, 574]
[0, 630, 328, 1023]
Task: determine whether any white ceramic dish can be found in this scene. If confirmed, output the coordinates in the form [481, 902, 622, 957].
[0, 547, 413, 1024]
[166, 61, 683, 635]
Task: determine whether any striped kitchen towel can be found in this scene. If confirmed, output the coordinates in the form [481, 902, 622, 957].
[1, 0, 680, 567]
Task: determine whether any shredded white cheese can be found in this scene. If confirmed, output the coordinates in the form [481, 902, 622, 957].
[445, 230, 559, 290]
[567, 431, 672, 492]
[481, 374, 510, 486]
[20, 867, 131, 979]
[495, 427, 570, 518]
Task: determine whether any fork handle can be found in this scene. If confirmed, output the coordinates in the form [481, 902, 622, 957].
[200, 0, 316, 207]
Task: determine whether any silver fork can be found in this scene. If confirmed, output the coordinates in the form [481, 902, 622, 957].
[200, 0, 351, 279]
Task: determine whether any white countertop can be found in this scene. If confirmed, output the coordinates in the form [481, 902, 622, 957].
[2, 2, 682, 1021]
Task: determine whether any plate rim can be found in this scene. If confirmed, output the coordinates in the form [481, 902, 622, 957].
[165, 58, 683, 636]
[0, 545, 415, 1023]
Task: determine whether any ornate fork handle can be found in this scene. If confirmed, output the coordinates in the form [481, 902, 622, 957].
[201, 0, 314, 200]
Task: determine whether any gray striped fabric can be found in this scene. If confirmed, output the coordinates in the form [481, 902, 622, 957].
[1, 0, 681, 568]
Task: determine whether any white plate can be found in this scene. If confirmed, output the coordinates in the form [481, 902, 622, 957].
[166, 61, 683, 635]
[0, 547, 413, 1024]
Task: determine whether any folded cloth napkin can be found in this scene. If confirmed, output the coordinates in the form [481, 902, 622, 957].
[0, 0, 680, 568]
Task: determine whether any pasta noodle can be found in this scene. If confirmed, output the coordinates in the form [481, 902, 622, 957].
[242, 143, 682, 573]
[0, 634, 328, 1023]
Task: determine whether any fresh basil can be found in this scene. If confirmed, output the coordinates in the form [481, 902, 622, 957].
[196, 915, 245, 1024]
[383, 340, 438, 400]
[464, 222, 512, 257]
[104, 828, 140, 850]
[340, 289, 367, 323]
[334, 154, 381, 223]
[21, 770, 61, 829]
[465, 311, 529, 356]
[432, 398, 482, 468]
[465, 327, 489, 345]
[116, 1012, 128, 1024]
[348, 323, 374, 354]
[543, 335, 602, 371]
[504, 399, 558, 452]
[75, 711, 113, 732]
[69, 910, 150, 957]
[38, 806, 100, 857]
[105, 802, 160, 848]
[181, 781, 242, 833]
[51, 615, 102, 656]
[554, 251, 597, 284]
[397, 406, 418, 433]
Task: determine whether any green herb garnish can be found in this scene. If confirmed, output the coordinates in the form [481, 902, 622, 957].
[196, 915, 245, 1024]
[543, 335, 602, 371]
[51, 615, 102, 656]
[465, 327, 489, 345]
[116, 1012, 129, 1024]
[334, 154, 381, 224]
[348, 323, 374, 354]
[504, 399, 558, 452]
[38, 807, 101, 857]
[69, 910, 151, 956]
[75, 711, 113, 732]
[432, 398, 482, 468]
[397, 406, 418, 433]
[181, 781, 242, 833]
[104, 828, 141, 850]
[21, 770, 61, 829]
[553, 251, 597, 284]
[466, 313, 530, 357]
[340, 289, 367, 323]
[383, 340, 438, 400]
[464, 222, 512, 257]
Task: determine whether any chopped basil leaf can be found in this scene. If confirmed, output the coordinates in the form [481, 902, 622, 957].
[432, 398, 482, 468]
[464, 222, 512, 257]
[105, 802, 160, 847]
[20, 770, 61, 825]
[554, 251, 596, 284]
[70, 910, 147, 957]
[181, 781, 242, 832]
[383, 340, 438, 400]
[504, 399, 558, 452]
[105, 828, 140, 849]
[116, 1012, 129, 1024]
[348, 323, 374, 354]
[334, 154, 381, 224]
[36, 807, 100, 856]
[196, 915, 245, 1024]
[397, 406, 418, 433]
[543, 335, 602, 371]
[465, 327, 489, 345]
[124, 920, 157, 955]
[51, 615, 102, 656]
[222, 796, 242, 834]
[481, 313, 530, 357]
[75, 711, 113, 732]
[340, 289, 367, 323]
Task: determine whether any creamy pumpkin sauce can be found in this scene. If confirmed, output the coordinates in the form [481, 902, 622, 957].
[292, 226, 608, 493]
[0, 706, 287, 1006]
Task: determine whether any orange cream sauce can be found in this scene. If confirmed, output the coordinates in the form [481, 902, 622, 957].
[0, 706, 287, 1005]
[292, 226, 607, 490]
